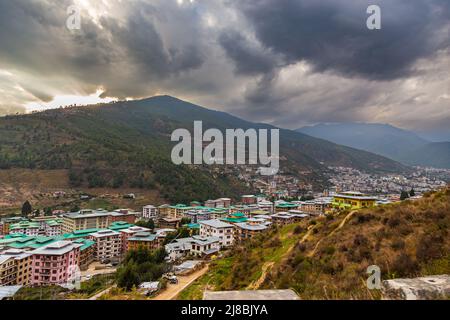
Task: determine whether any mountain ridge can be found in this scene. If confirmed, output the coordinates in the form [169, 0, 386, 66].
[297, 122, 450, 169]
[0, 96, 410, 203]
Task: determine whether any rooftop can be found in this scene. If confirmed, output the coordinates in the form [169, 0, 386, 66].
[199, 219, 233, 228]
[31, 241, 82, 255]
[90, 229, 120, 238]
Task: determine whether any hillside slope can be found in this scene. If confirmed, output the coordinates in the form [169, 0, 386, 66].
[297, 122, 450, 168]
[180, 188, 450, 300]
[401, 142, 450, 169]
[0, 96, 409, 203]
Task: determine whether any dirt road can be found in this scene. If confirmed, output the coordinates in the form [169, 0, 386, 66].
[152, 265, 209, 300]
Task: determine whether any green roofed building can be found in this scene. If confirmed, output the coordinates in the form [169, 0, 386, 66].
[109, 221, 134, 231]
[221, 212, 248, 223]
[275, 203, 299, 212]
[9, 221, 40, 236]
[0, 235, 58, 251]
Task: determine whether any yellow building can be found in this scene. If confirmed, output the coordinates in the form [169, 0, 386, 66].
[61, 210, 110, 233]
[332, 191, 377, 210]
[0, 250, 32, 286]
[15, 253, 32, 285]
[0, 255, 16, 286]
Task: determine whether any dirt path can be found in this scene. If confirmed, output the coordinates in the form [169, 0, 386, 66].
[247, 225, 317, 290]
[89, 285, 116, 300]
[246, 262, 274, 290]
[152, 265, 209, 300]
[307, 210, 357, 257]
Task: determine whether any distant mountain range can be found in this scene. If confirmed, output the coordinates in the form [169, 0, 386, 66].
[297, 122, 450, 168]
[0, 96, 409, 203]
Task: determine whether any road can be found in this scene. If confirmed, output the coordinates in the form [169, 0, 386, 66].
[152, 265, 209, 300]
[81, 262, 116, 281]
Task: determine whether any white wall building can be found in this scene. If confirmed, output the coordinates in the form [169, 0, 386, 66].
[199, 219, 234, 247]
[142, 205, 158, 220]
[165, 236, 220, 261]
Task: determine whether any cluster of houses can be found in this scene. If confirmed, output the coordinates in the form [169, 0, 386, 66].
[0, 212, 176, 287]
[0, 191, 381, 288]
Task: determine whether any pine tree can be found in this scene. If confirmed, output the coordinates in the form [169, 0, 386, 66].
[21, 201, 32, 216]
[409, 188, 416, 197]
[400, 190, 410, 201]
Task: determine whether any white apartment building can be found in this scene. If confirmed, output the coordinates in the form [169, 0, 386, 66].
[165, 236, 220, 261]
[199, 219, 234, 247]
[142, 205, 158, 219]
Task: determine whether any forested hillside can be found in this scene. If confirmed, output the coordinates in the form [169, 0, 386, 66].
[0, 96, 409, 203]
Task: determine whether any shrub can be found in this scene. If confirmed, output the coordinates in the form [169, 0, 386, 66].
[293, 225, 304, 234]
[416, 234, 445, 263]
[387, 217, 401, 228]
[322, 246, 336, 255]
[392, 253, 419, 277]
[390, 239, 405, 251]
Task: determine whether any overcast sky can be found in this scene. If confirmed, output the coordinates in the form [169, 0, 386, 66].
[0, 0, 449, 139]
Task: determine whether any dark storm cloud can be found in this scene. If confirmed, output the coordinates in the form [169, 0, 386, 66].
[0, 0, 448, 136]
[219, 29, 278, 75]
[234, 0, 450, 80]
[0, 0, 209, 100]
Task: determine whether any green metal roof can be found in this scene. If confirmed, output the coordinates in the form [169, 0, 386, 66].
[109, 221, 134, 230]
[73, 238, 96, 251]
[9, 221, 40, 230]
[222, 217, 248, 223]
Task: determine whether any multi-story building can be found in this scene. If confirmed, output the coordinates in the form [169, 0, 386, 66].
[165, 236, 220, 261]
[199, 220, 234, 247]
[332, 191, 377, 210]
[168, 204, 194, 218]
[127, 232, 160, 251]
[14, 250, 32, 285]
[72, 239, 95, 271]
[234, 218, 271, 240]
[61, 210, 110, 233]
[158, 204, 171, 217]
[30, 241, 81, 286]
[109, 209, 137, 224]
[0, 217, 27, 235]
[241, 195, 257, 205]
[257, 200, 274, 213]
[9, 221, 40, 236]
[271, 212, 308, 225]
[119, 226, 151, 252]
[205, 198, 232, 208]
[184, 209, 211, 224]
[0, 249, 32, 285]
[207, 208, 229, 220]
[44, 220, 63, 236]
[275, 202, 299, 212]
[142, 205, 158, 220]
[89, 230, 122, 262]
[0, 254, 16, 286]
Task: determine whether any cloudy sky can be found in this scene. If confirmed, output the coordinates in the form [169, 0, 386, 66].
[0, 0, 449, 140]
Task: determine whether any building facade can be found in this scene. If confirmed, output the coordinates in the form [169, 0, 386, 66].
[30, 241, 81, 286]
[199, 220, 234, 247]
